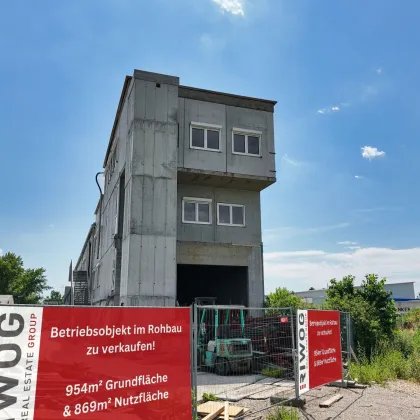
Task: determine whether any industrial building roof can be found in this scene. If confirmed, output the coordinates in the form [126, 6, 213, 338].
[103, 70, 277, 167]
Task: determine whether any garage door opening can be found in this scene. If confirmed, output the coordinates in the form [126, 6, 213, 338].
[176, 264, 248, 307]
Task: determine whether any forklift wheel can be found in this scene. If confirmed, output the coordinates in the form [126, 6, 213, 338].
[215, 357, 230, 376]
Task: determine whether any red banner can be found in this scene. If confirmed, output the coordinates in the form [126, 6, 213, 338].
[296, 310, 342, 396]
[0, 306, 192, 419]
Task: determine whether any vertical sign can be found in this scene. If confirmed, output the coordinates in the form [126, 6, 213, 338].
[0, 306, 192, 419]
[297, 310, 342, 396]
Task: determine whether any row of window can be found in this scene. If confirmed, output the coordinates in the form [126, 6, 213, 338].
[182, 197, 245, 227]
[190, 122, 262, 157]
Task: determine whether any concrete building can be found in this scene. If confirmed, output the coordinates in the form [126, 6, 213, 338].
[74, 69, 276, 308]
[295, 281, 417, 306]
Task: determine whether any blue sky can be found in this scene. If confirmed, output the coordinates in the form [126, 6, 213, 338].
[0, 0, 419, 297]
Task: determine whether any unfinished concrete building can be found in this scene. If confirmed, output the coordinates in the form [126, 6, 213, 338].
[74, 70, 276, 307]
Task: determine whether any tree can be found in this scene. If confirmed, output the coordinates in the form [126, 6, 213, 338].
[265, 287, 304, 310]
[324, 274, 397, 358]
[0, 252, 51, 304]
[44, 290, 63, 304]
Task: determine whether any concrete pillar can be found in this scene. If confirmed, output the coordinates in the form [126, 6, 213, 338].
[120, 71, 179, 307]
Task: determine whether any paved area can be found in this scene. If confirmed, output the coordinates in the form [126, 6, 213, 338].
[197, 371, 294, 402]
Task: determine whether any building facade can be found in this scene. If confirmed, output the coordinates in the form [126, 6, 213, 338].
[74, 70, 276, 308]
[294, 281, 417, 306]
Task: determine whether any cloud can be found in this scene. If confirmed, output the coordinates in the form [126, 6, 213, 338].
[376, 68, 383, 75]
[281, 154, 301, 166]
[354, 175, 364, 179]
[264, 223, 350, 242]
[317, 105, 341, 115]
[211, 0, 245, 16]
[354, 206, 403, 213]
[337, 241, 358, 245]
[0, 249, 3, 256]
[361, 146, 385, 160]
[264, 247, 420, 293]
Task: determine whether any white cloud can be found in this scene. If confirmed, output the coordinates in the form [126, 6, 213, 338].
[317, 105, 341, 115]
[361, 146, 385, 160]
[281, 154, 301, 166]
[354, 206, 402, 213]
[0, 249, 3, 256]
[376, 68, 383, 75]
[337, 241, 358, 245]
[264, 247, 420, 293]
[354, 175, 364, 179]
[211, 0, 245, 16]
[264, 223, 350, 242]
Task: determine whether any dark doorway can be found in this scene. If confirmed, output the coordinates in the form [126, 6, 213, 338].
[177, 264, 248, 306]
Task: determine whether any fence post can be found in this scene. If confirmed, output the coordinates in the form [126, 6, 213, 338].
[346, 312, 351, 364]
[290, 307, 299, 399]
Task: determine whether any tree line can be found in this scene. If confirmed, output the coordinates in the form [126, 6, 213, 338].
[0, 252, 63, 304]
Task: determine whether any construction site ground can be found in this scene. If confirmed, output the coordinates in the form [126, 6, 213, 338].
[197, 376, 420, 419]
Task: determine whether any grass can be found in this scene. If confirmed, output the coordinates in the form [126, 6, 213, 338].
[262, 367, 286, 379]
[349, 328, 420, 385]
[266, 406, 299, 420]
[201, 393, 220, 402]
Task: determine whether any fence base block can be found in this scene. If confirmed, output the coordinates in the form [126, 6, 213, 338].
[326, 380, 356, 388]
[270, 396, 306, 408]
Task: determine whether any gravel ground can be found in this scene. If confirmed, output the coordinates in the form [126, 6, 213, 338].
[234, 381, 420, 419]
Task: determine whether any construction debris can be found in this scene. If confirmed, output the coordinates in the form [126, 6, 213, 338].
[197, 401, 250, 419]
[319, 393, 343, 408]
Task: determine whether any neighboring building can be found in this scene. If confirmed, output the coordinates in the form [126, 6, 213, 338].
[0, 295, 14, 305]
[75, 69, 276, 308]
[295, 281, 417, 306]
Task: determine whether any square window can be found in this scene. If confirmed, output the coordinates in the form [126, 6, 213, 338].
[191, 128, 205, 148]
[182, 198, 212, 224]
[247, 136, 260, 155]
[218, 205, 230, 224]
[232, 206, 244, 225]
[207, 130, 220, 150]
[183, 202, 196, 222]
[233, 134, 246, 153]
[218, 203, 245, 226]
[198, 203, 210, 223]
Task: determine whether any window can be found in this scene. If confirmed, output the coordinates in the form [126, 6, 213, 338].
[182, 197, 212, 224]
[232, 128, 262, 156]
[190, 122, 221, 151]
[217, 203, 245, 227]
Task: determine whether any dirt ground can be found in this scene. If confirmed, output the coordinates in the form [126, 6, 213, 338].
[260, 380, 420, 420]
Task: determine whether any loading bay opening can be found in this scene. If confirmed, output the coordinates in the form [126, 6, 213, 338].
[176, 264, 249, 307]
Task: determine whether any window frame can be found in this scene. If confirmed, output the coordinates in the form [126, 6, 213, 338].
[181, 197, 212, 225]
[190, 121, 222, 152]
[232, 127, 262, 157]
[217, 203, 246, 227]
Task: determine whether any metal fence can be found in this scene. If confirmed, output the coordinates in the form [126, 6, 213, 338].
[191, 306, 353, 419]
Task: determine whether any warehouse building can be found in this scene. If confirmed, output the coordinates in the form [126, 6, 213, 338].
[74, 69, 277, 307]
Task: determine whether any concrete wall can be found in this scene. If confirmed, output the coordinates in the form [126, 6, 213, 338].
[178, 98, 276, 179]
[177, 184, 261, 245]
[119, 71, 179, 307]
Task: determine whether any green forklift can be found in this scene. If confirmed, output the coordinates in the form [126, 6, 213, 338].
[195, 298, 253, 376]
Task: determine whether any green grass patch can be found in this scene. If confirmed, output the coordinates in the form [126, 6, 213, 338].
[349, 329, 420, 385]
[201, 393, 220, 402]
[266, 406, 299, 420]
[262, 367, 286, 378]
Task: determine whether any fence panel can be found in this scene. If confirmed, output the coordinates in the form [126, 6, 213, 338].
[192, 306, 296, 417]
